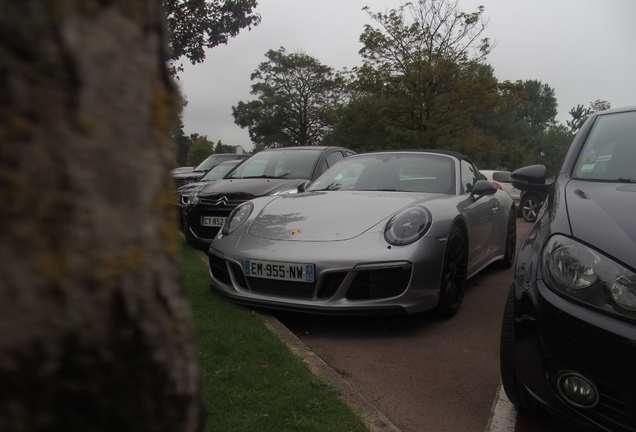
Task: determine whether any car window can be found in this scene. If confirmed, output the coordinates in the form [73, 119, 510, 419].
[199, 161, 240, 181]
[323, 151, 344, 172]
[227, 149, 322, 179]
[573, 111, 636, 181]
[492, 171, 511, 183]
[308, 153, 455, 193]
[461, 160, 480, 193]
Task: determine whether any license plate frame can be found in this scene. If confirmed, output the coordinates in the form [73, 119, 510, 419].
[244, 259, 315, 283]
[200, 216, 226, 227]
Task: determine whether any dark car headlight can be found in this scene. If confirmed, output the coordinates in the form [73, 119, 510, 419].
[187, 191, 200, 206]
[384, 206, 431, 246]
[542, 235, 636, 319]
[221, 202, 253, 236]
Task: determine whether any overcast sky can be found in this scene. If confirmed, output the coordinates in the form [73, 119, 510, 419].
[176, 0, 636, 153]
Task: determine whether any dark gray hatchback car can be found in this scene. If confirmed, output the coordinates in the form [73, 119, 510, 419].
[172, 153, 250, 189]
[501, 106, 636, 431]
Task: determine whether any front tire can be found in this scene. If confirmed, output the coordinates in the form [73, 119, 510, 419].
[500, 285, 540, 410]
[437, 225, 468, 318]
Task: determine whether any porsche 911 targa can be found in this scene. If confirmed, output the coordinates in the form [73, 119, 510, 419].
[207, 150, 516, 316]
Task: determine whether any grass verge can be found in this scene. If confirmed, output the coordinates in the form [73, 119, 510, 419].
[181, 241, 369, 432]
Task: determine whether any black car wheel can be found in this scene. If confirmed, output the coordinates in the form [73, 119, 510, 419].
[497, 208, 516, 269]
[500, 286, 541, 411]
[437, 225, 468, 317]
[520, 194, 542, 223]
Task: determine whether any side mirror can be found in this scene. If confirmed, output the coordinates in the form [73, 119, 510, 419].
[470, 179, 497, 201]
[297, 180, 311, 193]
[511, 165, 551, 193]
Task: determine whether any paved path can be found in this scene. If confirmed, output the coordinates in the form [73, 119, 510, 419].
[269, 219, 579, 432]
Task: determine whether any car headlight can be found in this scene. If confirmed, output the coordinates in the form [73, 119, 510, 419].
[221, 202, 253, 236]
[384, 206, 431, 246]
[187, 191, 200, 206]
[542, 235, 636, 318]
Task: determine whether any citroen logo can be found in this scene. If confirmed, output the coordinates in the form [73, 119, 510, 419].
[213, 196, 228, 206]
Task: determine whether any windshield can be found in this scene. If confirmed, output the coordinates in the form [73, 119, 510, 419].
[226, 149, 321, 180]
[200, 161, 240, 181]
[307, 153, 456, 194]
[573, 110, 636, 182]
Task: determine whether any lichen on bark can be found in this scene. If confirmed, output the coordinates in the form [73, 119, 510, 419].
[0, 1, 204, 430]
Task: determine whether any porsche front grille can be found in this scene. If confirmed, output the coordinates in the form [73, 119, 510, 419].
[210, 256, 412, 302]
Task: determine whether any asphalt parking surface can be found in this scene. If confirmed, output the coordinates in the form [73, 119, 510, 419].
[269, 219, 581, 432]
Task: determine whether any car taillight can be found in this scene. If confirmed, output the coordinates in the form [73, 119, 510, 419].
[492, 181, 502, 189]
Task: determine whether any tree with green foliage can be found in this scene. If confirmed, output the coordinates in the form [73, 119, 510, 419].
[187, 135, 214, 165]
[517, 80, 558, 133]
[567, 99, 611, 133]
[214, 140, 237, 153]
[163, 0, 261, 76]
[172, 117, 192, 166]
[232, 47, 346, 148]
[523, 124, 574, 176]
[334, 0, 496, 152]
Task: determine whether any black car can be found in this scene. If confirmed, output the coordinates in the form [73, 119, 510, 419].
[173, 153, 251, 189]
[184, 146, 355, 249]
[500, 106, 636, 431]
[175, 159, 245, 231]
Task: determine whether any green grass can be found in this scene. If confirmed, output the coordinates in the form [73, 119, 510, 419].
[181, 242, 369, 432]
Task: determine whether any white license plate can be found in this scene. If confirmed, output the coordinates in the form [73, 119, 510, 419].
[244, 259, 315, 283]
[200, 216, 226, 227]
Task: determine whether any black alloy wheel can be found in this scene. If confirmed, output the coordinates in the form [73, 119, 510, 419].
[437, 225, 468, 317]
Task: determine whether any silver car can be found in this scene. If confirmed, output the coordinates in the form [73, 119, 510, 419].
[480, 169, 520, 209]
[208, 150, 516, 316]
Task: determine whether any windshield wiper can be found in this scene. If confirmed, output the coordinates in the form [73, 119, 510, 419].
[237, 174, 289, 179]
[315, 182, 341, 191]
[616, 177, 635, 183]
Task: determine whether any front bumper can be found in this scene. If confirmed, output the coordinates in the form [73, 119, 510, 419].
[513, 280, 636, 431]
[207, 232, 447, 315]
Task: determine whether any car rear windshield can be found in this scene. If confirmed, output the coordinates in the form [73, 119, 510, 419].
[573, 110, 636, 182]
[492, 172, 511, 183]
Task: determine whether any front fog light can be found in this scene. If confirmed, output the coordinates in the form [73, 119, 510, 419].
[557, 372, 599, 409]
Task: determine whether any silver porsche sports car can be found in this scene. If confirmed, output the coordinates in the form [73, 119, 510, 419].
[208, 150, 516, 316]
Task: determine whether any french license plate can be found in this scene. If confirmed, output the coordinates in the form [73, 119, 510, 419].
[244, 259, 315, 283]
[200, 216, 226, 227]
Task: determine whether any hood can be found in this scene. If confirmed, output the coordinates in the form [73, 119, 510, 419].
[198, 178, 305, 200]
[565, 180, 636, 266]
[173, 170, 205, 180]
[178, 181, 209, 195]
[248, 191, 436, 241]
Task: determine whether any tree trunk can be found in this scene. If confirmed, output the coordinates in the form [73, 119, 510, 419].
[0, 1, 204, 431]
